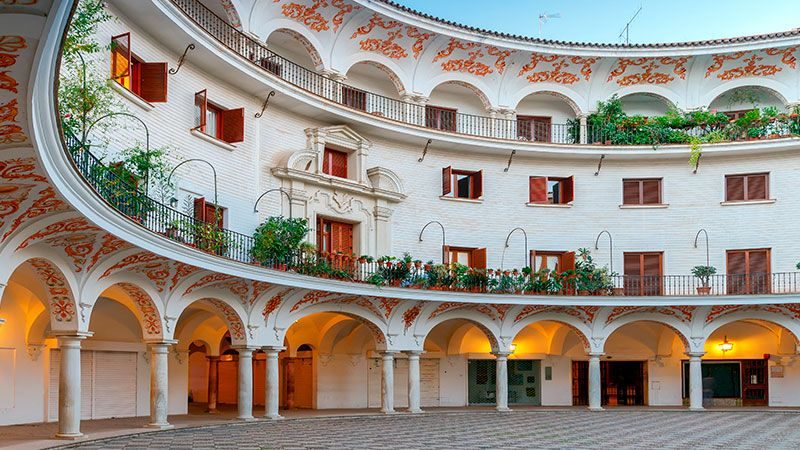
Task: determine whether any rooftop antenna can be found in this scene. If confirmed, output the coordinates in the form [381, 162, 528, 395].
[618, 4, 642, 44]
[538, 12, 561, 38]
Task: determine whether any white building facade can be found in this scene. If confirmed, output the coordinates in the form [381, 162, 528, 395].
[1, 0, 800, 439]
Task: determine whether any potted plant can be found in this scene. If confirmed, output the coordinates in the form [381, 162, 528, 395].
[358, 254, 373, 264]
[413, 259, 423, 269]
[692, 265, 717, 295]
[251, 216, 309, 269]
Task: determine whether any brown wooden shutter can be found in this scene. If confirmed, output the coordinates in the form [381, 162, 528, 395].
[472, 170, 483, 199]
[139, 62, 168, 102]
[726, 175, 745, 201]
[623, 180, 640, 205]
[329, 149, 348, 178]
[563, 176, 575, 204]
[726, 250, 747, 294]
[221, 107, 244, 143]
[442, 245, 451, 265]
[642, 253, 661, 276]
[562, 251, 576, 273]
[746, 174, 768, 200]
[442, 166, 452, 196]
[529, 176, 547, 203]
[623, 252, 642, 295]
[471, 248, 487, 269]
[642, 179, 661, 204]
[195, 90, 207, 131]
[529, 249, 537, 270]
[110, 32, 131, 87]
[748, 249, 770, 294]
[193, 197, 207, 223]
[316, 217, 326, 253]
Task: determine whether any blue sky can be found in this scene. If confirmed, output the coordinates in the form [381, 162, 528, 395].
[393, 0, 800, 44]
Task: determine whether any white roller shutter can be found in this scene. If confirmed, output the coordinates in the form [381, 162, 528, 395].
[420, 358, 440, 407]
[93, 351, 137, 418]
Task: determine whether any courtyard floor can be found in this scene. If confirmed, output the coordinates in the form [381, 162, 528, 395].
[5, 407, 800, 449]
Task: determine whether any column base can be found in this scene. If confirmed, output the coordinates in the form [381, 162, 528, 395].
[265, 414, 284, 420]
[381, 409, 397, 415]
[495, 406, 511, 412]
[206, 409, 220, 415]
[55, 432, 84, 440]
[588, 406, 604, 411]
[146, 423, 175, 430]
[407, 408, 424, 414]
[238, 416, 258, 421]
[688, 406, 705, 411]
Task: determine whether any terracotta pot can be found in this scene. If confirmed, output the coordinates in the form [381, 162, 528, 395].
[696, 286, 711, 295]
[424, 264, 432, 271]
[612, 287, 625, 296]
[414, 262, 422, 269]
[578, 290, 590, 296]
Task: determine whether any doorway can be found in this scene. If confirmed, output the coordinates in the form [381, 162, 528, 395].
[468, 359, 541, 405]
[572, 360, 647, 406]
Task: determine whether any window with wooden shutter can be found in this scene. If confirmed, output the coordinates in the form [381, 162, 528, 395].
[341, 86, 367, 111]
[110, 33, 168, 102]
[471, 248, 487, 269]
[517, 116, 552, 142]
[425, 105, 457, 131]
[193, 197, 206, 223]
[529, 176, 574, 204]
[195, 90, 208, 132]
[726, 248, 770, 294]
[194, 197, 224, 228]
[622, 179, 662, 205]
[317, 217, 353, 255]
[623, 252, 663, 296]
[445, 246, 485, 268]
[221, 107, 245, 143]
[725, 173, 768, 201]
[443, 168, 482, 200]
[322, 147, 349, 178]
[139, 62, 168, 102]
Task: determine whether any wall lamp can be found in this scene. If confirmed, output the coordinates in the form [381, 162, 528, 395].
[253, 188, 292, 218]
[719, 336, 733, 354]
[167, 159, 219, 208]
[419, 221, 446, 264]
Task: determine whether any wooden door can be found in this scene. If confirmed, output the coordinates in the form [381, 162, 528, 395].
[727, 249, 771, 294]
[623, 252, 663, 296]
[571, 360, 588, 406]
[742, 359, 768, 406]
[517, 116, 552, 142]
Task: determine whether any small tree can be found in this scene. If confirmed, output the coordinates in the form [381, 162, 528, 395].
[251, 216, 309, 264]
[691, 265, 717, 287]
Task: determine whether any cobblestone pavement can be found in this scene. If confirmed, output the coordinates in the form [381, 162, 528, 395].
[56, 410, 800, 450]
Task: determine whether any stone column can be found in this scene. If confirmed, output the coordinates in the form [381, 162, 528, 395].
[494, 352, 511, 412]
[687, 352, 705, 411]
[147, 340, 176, 429]
[54, 332, 92, 439]
[406, 351, 423, 413]
[206, 356, 220, 413]
[236, 347, 257, 420]
[588, 352, 603, 411]
[579, 115, 589, 144]
[380, 351, 396, 414]
[264, 346, 283, 419]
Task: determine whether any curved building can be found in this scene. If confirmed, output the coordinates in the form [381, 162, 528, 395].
[1, 0, 800, 438]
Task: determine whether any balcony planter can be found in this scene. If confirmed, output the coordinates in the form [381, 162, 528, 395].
[696, 286, 711, 295]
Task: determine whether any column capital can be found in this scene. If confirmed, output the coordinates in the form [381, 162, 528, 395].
[381, 350, 399, 358]
[145, 339, 178, 347]
[49, 331, 93, 341]
[492, 351, 512, 358]
[685, 351, 706, 359]
[233, 346, 259, 354]
[405, 350, 424, 356]
[262, 346, 286, 354]
[588, 352, 605, 358]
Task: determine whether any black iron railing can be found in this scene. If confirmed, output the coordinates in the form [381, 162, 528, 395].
[62, 133, 800, 296]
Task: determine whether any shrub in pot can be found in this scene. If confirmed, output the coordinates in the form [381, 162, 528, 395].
[251, 216, 309, 267]
[691, 265, 717, 295]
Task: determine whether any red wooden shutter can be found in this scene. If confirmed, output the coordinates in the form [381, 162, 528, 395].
[529, 250, 538, 270]
[533, 117, 552, 142]
[316, 217, 327, 253]
[442, 245, 451, 265]
[329, 149, 348, 178]
[562, 251, 576, 272]
[529, 176, 547, 203]
[221, 107, 244, 143]
[726, 175, 745, 201]
[562, 176, 575, 204]
[623, 180, 640, 205]
[642, 253, 662, 295]
[642, 179, 660, 204]
[623, 253, 642, 295]
[726, 250, 747, 294]
[193, 197, 207, 223]
[746, 174, 768, 200]
[471, 248, 487, 269]
[110, 32, 131, 86]
[204, 203, 224, 227]
[195, 90, 207, 131]
[472, 170, 483, 199]
[139, 62, 168, 102]
[748, 249, 770, 294]
[442, 166, 452, 196]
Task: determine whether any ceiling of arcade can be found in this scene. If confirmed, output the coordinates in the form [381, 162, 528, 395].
[242, 0, 799, 109]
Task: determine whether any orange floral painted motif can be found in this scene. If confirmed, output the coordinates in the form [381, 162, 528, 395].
[280, 0, 330, 32]
[705, 48, 794, 80]
[607, 57, 689, 85]
[518, 53, 598, 85]
[0, 36, 26, 53]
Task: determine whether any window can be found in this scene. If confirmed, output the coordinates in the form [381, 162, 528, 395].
[193, 197, 225, 228]
[725, 173, 768, 201]
[442, 166, 482, 200]
[530, 251, 575, 273]
[110, 32, 167, 102]
[194, 90, 245, 144]
[623, 252, 663, 296]
[517, 116, 552, 142]
[622, 178, 662, 205]
[443, 246, 486, 269]
[316, 217, 353, 255]
[529, 176, 574, 204]
[726, 248, 770, 294]
[425, 105, 457, 131]
[321, 147, 349, 179]
[341, 86, 367, 111]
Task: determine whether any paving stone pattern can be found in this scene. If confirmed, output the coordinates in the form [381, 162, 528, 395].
[59, 410, 800, 449]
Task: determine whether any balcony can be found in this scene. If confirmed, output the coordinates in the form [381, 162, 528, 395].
[170, 0, 800, 147]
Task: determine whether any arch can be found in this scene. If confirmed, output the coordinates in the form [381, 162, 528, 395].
[507, 85, 587, 116]
[602, 318, 691, 354]
[418, 314, 501, 353]
[278, 303, 389, 350]
[704, 82, 790, 110]
[507, 312, 592, 353]
[16, 257, 80, 332]
[339, 58, 409, 97]
[318, 316, 376, 354]
[107, 282, 164, 340]
[612, 86, 681, 111]
[423, 78, 495, 111]
[703, 311, 800, 347]
[262, 25, 326, 71]
[173, 297, 249, 347]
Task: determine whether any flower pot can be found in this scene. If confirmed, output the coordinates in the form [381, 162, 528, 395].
[612, 287, 625, 296]
[358, 258, 367, 264]
[578, 290, 590, 296]
[696, 286, 711, 295]
[414, 262, 422, 269]
[406, 262, 413, 269]
[424, 264, 432, 271]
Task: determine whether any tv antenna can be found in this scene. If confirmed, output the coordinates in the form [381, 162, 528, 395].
[618, 4, 642, 44]
[538, 12, 561, 38]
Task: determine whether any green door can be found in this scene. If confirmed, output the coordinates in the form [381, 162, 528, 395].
[468, 359, 541, 405]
